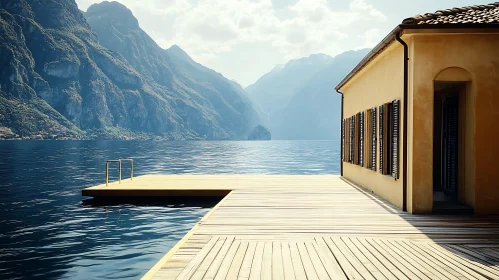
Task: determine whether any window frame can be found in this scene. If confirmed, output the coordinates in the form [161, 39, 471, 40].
[379, 100, 400, 179]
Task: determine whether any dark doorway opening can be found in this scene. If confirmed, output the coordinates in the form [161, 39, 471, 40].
[433, 83, 473, 214]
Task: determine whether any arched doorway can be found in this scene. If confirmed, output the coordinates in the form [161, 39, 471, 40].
[433, 67, 474, 213]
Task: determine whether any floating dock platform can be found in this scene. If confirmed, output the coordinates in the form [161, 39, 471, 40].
[83, 175, 499, 279]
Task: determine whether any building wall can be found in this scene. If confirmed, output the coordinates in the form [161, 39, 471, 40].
[410, 32, 499, 214]
[341, 43, 405, 209]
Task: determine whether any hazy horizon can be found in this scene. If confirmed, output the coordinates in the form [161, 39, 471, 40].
[76, 0, 485, 87]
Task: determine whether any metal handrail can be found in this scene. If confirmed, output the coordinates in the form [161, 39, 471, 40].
[106, 160, 122, 186]
[105, 158, 134, 186]
[120, 158, 134, 181]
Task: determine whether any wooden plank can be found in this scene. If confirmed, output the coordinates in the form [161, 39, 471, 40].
[414, 242, 488, 280]
[330, 237, 375, 280]
[439, 244, 499, 277]
[341, 237, 387, 279]
[261, 242, 272, 280]
[476, 248, 499, 260]
[227, 242, 249, 279]
[391, 239, 461, 280]
[249, 242, 264, 280]
[305, 241, 331, 280]
[357, 238, 409, 280]
[313, 238, 347, 280]
[366, 238, 426, 280]
[204, 237, 235, 280]
[347, 237, 397, 280]
[146, 197, 226, 280]
[175, 236, 219, 280]
[289, 242, 307, 280]
[428, 243, 499, 279]
[214, 240, 241, 280]
[378, 239, 442, 279]
[238, 242, 257, 280]
[190, 237, 227, 280]
[272, 242, 283, 279]
[281, 242, 296, 280]
[297, 242, 319, 280]
[446, 245, 499, 267]
[323, 237, 364, 280]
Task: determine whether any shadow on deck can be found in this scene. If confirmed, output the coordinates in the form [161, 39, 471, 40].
[82, 175, 499, 279]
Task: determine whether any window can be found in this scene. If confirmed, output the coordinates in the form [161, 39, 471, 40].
[341, 119, 345, 162]
[357, 111, 364, 166]
[342, 117, 351, 163]
[362, 108, 376, 171]
[379, 100, 400, 178]
[343, 110, 372, 168]
[354, 113, 360, 165]
[371, 107, 377, 171]
[342, 115, 355, 164]
[349, 115, 354, 163]
[353, 115, 358, 164]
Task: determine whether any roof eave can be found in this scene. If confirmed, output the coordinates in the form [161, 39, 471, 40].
[335, 25, 402, 93]
[334, 23, 499, 93]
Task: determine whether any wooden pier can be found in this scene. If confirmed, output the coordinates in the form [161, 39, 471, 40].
[82, 175, 499, 279]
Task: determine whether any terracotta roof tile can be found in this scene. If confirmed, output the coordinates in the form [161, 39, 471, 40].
[402, 2, 499, 25]
[335, 2, 499, 91]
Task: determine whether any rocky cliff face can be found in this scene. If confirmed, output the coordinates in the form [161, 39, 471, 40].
[247, 125, 271, 140]
[164, 45, 260, 138]
[0, 0, 261, 140]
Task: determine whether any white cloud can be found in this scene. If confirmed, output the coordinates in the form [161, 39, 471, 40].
[238, 16, 255, 28]
[359, 28, 382, 49]
[350, 0, 387, 22]
[77, 0, 387, 85]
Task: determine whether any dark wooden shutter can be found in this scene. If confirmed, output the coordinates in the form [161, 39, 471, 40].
[379, 105, 383, 174]
[354, 114, 358, 165]
[443, 96, 459, 193]
[347, 117, 351, 163]
[341, 119, 345, 162]
[349, 116, 354, 163]
[359, 112, 364, 166]
[392, 100, 400, 178]
[371, 107, 377, 171]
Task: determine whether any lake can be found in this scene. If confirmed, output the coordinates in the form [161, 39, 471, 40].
[0, 140, 340, 279]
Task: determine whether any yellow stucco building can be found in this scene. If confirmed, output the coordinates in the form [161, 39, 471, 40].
[336, 3, 499, 214]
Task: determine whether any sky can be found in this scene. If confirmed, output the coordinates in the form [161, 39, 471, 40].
[75, 0, 485, 87]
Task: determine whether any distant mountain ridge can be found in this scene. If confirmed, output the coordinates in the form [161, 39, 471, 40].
[0, 0, 262, 140]
[246, 49, 370, 140]
[246, 53, 333, 118]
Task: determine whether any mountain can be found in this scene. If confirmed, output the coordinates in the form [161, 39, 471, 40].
[164, 45, 259, 137]
[246, 54, 333, 119]
[84, 1, 261, 139]
[247, 49, 370, 140]
[247, 125, 271, 140]
[0, 0, 261, 140]
[274, 49, 370, 140]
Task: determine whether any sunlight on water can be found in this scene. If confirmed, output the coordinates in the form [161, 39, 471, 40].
[0, 140, 339, 279]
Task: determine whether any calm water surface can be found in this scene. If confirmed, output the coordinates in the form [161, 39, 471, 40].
[0, 140, 340, 279]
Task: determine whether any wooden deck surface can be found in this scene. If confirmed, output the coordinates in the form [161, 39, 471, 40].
[82, 175, 499, 279]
